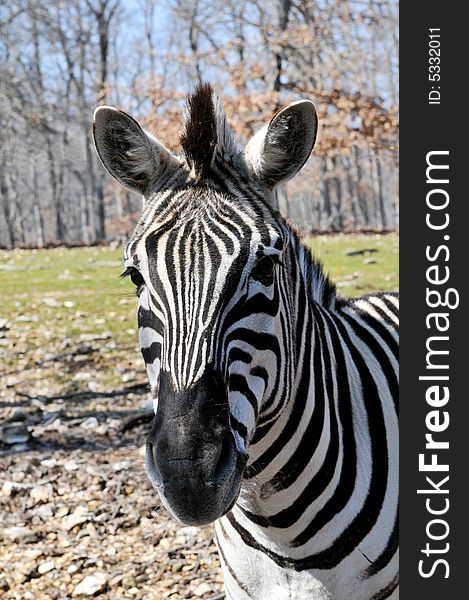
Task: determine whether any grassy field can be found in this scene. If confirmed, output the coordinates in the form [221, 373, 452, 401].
[0, 235, 398, 393]
[0, 233, 398, 395]
[0, 233, 398, 307]
[308, 233, 398, 296]
[0, 245, 134, 342]
[0, 234, 398, 378]
[1, 246, 139, 396]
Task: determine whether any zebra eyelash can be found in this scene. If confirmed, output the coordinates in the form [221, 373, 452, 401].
[120, 266, 145, 289]
[120, 266, 133, 279]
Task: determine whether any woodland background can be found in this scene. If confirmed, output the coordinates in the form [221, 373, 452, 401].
[0, 0, 398, 248]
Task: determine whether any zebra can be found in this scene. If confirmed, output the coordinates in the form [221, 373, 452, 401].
[92, 83, 399, 600]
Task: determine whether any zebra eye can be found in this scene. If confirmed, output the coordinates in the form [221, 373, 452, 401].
[250, 255, 276, 286]
[121, 267, 145, 289]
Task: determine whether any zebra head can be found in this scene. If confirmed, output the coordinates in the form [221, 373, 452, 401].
[93, 84, 317, 525]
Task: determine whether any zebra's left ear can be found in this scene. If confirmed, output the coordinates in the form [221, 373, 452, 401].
[244, 100, 317, 188]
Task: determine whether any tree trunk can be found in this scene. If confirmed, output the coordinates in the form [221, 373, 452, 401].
[0, 173, 14, 248]
[273, 0, 291, 93]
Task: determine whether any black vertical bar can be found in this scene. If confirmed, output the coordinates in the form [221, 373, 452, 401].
[401, 3, 467, 598]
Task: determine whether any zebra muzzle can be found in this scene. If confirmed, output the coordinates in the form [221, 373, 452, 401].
[143, 370, 245, 525]
[145, 429, 242, 526]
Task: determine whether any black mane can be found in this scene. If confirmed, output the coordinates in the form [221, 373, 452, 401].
[180, 83, 218, 179]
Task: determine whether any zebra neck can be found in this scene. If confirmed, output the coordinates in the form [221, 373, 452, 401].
[235, 259, 341, 550]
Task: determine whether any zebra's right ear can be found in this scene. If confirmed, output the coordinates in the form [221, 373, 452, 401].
[244, 100, 317, 189]
[92, 106, 178, 195]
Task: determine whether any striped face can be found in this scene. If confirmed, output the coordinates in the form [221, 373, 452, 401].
[92, 83, 317, 525]
[124, 188, 286, 524]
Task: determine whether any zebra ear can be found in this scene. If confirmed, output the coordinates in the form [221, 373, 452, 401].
[92, 106, 178, 195]
[244, 100, 317, 188]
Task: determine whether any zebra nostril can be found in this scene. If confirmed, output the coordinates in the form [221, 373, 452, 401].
[213, 435, 235, 482]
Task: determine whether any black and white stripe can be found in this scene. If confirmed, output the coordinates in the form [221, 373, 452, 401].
[93, 84, 399, 600]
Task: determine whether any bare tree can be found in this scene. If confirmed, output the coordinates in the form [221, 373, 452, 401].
[0, 0, 398, 247]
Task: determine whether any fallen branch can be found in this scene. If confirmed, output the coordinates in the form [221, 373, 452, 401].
[17, 383, 149, 404]
[120, 410, 154, 433]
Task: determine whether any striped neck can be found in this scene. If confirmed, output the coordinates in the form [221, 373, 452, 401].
[234, 229, 339, 545]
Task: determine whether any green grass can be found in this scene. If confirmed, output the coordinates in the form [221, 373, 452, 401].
[0, 246, 134, 340]
[0, 247, 138, 393]
[0, 234, 398, 324]
[308, 233, 398, 297]
[0, 234, 398, 337]
[0, 235, 398, 392]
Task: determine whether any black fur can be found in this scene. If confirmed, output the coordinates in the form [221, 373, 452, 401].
[180, 83, 217, 179]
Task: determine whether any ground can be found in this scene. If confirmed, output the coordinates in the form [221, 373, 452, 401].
[0, 234, 398, 599]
